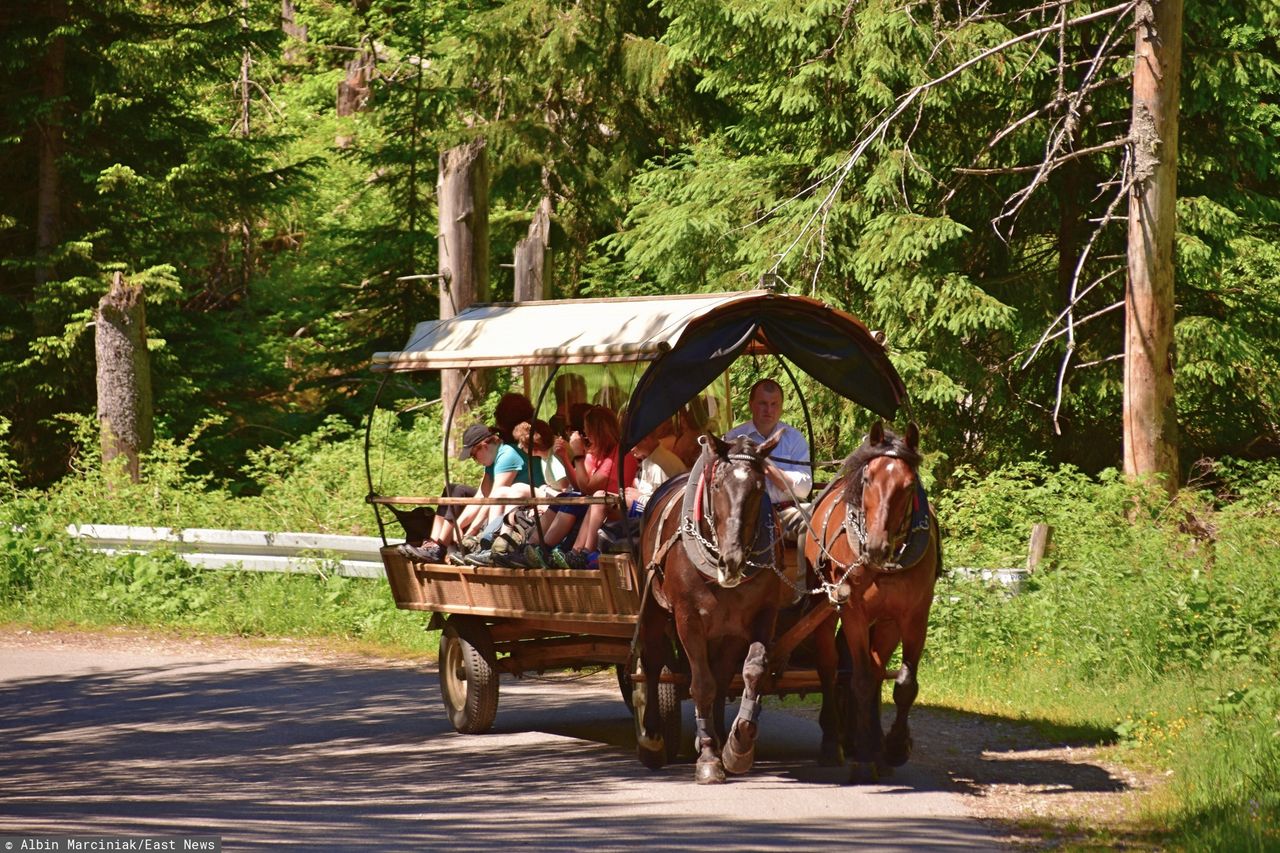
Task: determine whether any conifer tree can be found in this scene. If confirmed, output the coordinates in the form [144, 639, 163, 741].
[0, 0, 311, 482]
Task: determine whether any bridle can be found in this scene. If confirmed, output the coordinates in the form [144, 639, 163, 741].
[806, 452, 928, 605]
[842, 462, 918, 565]
[680, 445, 778, 576]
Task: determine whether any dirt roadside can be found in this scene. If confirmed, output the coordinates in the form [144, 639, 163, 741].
[864, 705, 1165, 850]
[2, 626, 1165, 849]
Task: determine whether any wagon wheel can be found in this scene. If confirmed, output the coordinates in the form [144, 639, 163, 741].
[616, 663, 635, 712]
[628, 657, 683, 764]
[657, 665, 683, 762]
[439, 616, 499, 734]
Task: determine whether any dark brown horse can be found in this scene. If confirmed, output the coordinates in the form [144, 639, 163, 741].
[633, 432, 784, 783]
[802, 421, 940, 782]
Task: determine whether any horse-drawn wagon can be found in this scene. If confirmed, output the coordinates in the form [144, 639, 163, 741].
[366, 289, 940, 782]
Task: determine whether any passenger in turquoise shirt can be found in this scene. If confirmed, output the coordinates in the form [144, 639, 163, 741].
[488, 440, 531, 484]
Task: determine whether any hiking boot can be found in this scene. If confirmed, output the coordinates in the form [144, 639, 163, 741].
[521, 544, 548, 569]
[563, 548, 592, 570]
[548, 547, 571, 569]
[493, 548, 528, 568]
[398, 541, 443, 563]
[463, 549, 494, 566]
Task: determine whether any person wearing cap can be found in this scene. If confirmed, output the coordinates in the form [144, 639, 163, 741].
[406, 424, 532, 562]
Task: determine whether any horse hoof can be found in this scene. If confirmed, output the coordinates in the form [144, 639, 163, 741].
[883, 733, 913, 767]
[721, 736, 755, 775]
[847, 761, 881, 785]
[695, 758, 727, 784]
[875, 761, 896, 779]
[742, 642, 766, 681]
[637, 740, 667, 770]
[817, 741, 845, 767]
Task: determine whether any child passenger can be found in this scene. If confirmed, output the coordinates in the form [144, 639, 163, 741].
[515, 405, 621, 569]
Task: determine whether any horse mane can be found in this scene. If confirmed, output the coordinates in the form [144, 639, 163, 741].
[840, 428, 921, 507]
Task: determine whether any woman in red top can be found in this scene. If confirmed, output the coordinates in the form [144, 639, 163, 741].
[525, 406, 621, 568]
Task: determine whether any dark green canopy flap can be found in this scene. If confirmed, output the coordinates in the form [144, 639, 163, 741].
[622, 293, 906, 450]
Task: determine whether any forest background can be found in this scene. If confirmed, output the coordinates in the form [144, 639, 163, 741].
[1, 1, 1279, 849]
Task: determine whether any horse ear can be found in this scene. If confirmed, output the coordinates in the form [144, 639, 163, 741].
[905, 421, 920, 451]
[757, 429, 782, 458]
[867, 420, 884, 445]
[703, 432, 731, 458]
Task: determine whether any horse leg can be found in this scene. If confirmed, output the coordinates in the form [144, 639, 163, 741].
[676, 619, 725, 785]
[709, 639, 740, 746]
[882, 620, 925, 768]
[721, 640, 767, 774]
[634, 601, 670, 769]
[813, 611, 844, 766]
[723, 597, 780, 775]
[842, 611, 884, 784]
[869, 620, 902, 777]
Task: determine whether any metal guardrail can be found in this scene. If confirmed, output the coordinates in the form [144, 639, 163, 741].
[65, 524, 1032, 593]
[66, 525, 386, 579]
[948, 566, 1029, 593]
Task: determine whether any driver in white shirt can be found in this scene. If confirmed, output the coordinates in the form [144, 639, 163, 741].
[724, 378, 812, 539]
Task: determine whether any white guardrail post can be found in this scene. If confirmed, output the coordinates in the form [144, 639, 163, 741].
[66, 525, 386, 580]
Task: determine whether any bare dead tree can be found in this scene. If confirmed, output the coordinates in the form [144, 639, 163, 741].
[1123, 0, 1182, 492]
[438, 138, 490, 453]
[96, 273, 153, 483]
[755, 0, 1183, 486]
[514, 194, 553, 302]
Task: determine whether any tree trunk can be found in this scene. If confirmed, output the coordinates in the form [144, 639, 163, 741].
[1124, 0, 1182, 494]
[405, 33, 425, 271]
[438, 138, 490, 453]
[281, 0, 307, 64]
[239, 12, 253, 296]
[335, 49, 371, 148]
[96, 273, 153, 482]
[513, 196, 552, 302]
[35, 0, 66, 290]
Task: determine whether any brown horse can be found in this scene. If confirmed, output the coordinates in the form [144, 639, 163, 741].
[802, 421, 940, 782]
[633, 432, 784, 783]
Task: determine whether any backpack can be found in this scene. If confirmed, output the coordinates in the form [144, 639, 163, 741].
[495, 506, 540, 551]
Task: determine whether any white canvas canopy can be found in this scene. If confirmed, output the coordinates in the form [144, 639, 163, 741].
[371, 291, 764, 371]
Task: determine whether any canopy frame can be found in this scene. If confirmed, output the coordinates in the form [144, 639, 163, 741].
[365, 291, 908, 548]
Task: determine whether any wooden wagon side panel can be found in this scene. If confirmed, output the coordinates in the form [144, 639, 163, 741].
[380, 546, 640, 623]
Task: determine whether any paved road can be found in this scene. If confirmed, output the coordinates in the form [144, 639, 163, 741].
[0, 638, 1002, 851]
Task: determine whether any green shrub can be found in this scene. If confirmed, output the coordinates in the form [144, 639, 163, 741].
[929, 458, 1280, 847]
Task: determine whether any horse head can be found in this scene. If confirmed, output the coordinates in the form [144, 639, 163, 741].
[842, 421, 922, 569]
[702, 431, 780, 587]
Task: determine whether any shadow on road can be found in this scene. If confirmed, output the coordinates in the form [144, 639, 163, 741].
[0, 654, 1110, 850]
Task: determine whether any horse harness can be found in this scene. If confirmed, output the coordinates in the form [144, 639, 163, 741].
[642, 443, 932, 609]
[808, 454, 933, 605]
[644, 443, 779, 585]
